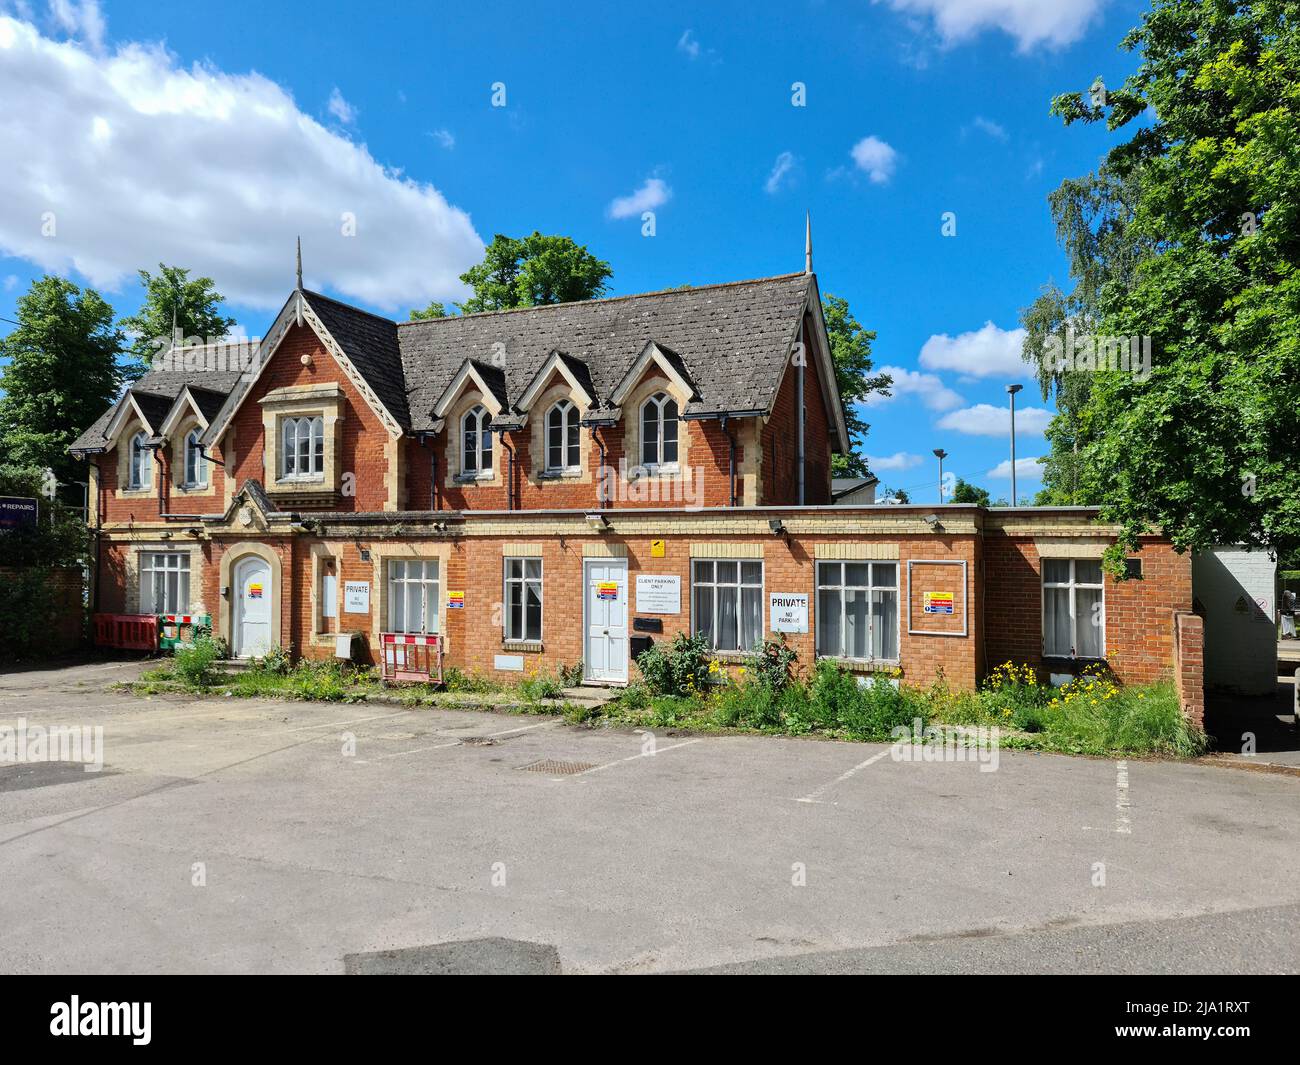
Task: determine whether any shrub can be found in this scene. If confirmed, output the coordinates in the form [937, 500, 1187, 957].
[286, 660, 352, 701]
[519, 671, 564, 701]
[714, 679, 780, 729]
[745, 636, 798, 693]
[618, 682, 651, 711]
[252, 645, 292, 675]
[808, 661, 928, 740]
[442, 667, 501, 694]
[635, 631, 712, 697]
[557, 661, 584, 688]
[174, 635, 222, 687]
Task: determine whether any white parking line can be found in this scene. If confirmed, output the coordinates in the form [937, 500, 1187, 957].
[575, 738, 702, 777]
[1114, 760, 1132, 834]
[793, 746, 896, 805]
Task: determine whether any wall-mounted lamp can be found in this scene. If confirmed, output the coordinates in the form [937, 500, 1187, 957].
[921, 513, 942, 531]
[768, 518, 786, 536]
[585, 512, 610, 531]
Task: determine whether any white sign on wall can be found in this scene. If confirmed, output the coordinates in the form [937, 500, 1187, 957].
[344, 580, 370, 614]
[635, 574, 681, 614]
[769, 593, 808, 633]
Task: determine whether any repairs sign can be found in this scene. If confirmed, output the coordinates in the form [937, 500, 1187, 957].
[0, 497, 38, 531]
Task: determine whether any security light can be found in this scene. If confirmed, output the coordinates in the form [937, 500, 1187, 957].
[585, 512, 610, 530]
[768, 518, 786, 536]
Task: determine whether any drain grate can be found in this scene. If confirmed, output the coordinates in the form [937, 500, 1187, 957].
[515, 758, 596, 776]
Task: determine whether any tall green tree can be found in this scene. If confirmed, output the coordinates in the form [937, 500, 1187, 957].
[118, 264, 236, 370]
[949, 478, 992, 506]
[409, 301, 449, 320]
[0, 276, 123, 487]
[822, 294, 892, 477]
[1021, 166, 1150, 504]
[458, 233, 612, 314]
[1046, 0, 1300, 566]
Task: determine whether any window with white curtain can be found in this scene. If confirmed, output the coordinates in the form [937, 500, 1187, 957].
[461, 405, 493, 475]
[639, 392, 679, 468]
[183, 429, 208, 487]
[1043, 559, 1105, 658]
[128, 431, 152, 490]
[140, 552, 190, 614]
[815, 561, 899, 662]
[280, 416, 324, 479]
[692, 559, 763, 652]
[504, 557, 542, 642]
[545, 400, 581, 472]
[387, 559, 440, 635]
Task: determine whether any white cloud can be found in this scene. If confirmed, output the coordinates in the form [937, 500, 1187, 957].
[849, 135, 898, 184]
[430, 128, 455, 149]
[327, 86, 356, 125]
[971, 115, 1008, 141]
[607, 176, 671, 220]
[0, 16, 483, 312]
[918, 321, 1028, 378]
[866, 451, 925, 472]
[937, 403, 1052, 436]
[48, 0, 104, 52]
[987, 456, 1045, 480]
[677, 29, 701, 59]
[764, 151, 797, 195]
[3, 274, 18, 291]
[865, 365, 964, 411]
[874, 0, 1108, 51]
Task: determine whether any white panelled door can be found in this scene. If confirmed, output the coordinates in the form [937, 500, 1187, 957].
[233, 556, 273, 659]
[584, 559, 628, 684]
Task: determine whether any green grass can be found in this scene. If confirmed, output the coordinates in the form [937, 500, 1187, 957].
[118, 654, 1207, 759]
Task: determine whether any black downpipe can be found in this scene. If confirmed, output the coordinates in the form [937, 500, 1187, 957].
[499, 431, 515, 511]
[590, 426, 607, 509]
[721, 415, 736, 508]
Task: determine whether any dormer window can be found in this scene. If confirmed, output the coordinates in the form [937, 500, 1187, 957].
[129, 431, 152, 490]
[281, 416, 324, 480]
[461, 405, 493, 476]
[545, 399, 581, 473]
[183, 429, 208, 488]
[640, 392, 679, 468]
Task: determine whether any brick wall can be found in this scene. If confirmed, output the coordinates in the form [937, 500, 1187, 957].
[1174, 612, 1205, 729]
[983, 536, 1191, 686]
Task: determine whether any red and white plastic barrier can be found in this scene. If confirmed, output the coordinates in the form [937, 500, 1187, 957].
[379, 631, 445, 686]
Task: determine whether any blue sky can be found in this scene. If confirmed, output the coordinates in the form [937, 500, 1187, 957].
[0, 0, 1149, 501]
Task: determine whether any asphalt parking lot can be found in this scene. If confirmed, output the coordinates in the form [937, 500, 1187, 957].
[1, 661, 1298, 974]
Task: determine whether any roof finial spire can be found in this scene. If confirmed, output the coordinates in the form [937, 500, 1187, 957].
[804, 212, 813, 275]
[171, 305, 180, 347]
[295, 235, 303, 291]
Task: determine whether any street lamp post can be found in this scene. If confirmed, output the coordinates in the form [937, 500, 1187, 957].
[933, 448, 948, 504]
[1006, 384, 1023, 506]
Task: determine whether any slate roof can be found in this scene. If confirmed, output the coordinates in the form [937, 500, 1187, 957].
[396, 273, 816, 431]
[77, 272, 838, 455]
[302, 291, 407, 427]
[70, 367, 245, 453]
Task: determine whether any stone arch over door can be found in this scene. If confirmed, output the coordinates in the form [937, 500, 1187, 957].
[219, 542, 284, 655]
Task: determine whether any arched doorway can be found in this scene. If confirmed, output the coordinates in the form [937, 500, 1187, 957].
[232, 554, 273, 658]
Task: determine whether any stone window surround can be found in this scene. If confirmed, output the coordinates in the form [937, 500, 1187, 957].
[528, 380, 592, 484]
[116, 420, 155, 497]
[126, 542, 205, 616]
[308, 543, 343, 647]
[259, 383, 343, 496]
[622, 374, 692, 483]
[172, 416, 218, 496]
[447, 390, 504, 488]
[369, 542, 453, 652]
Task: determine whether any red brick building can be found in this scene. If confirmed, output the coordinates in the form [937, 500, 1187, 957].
[71, 269, 1203, 720]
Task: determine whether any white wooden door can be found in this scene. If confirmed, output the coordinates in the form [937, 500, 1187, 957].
[233, 556, 272, 658]
[584, 559, 628, 684]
